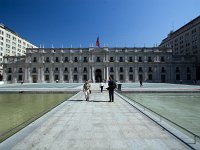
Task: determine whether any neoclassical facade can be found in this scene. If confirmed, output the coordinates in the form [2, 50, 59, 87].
[3, 47, 197, 84]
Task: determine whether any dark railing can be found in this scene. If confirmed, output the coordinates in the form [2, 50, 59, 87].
[115, 92, 200, 149]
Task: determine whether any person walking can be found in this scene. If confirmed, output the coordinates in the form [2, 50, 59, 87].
[107, 76, 116, 102]
[100, 81, 104, 92]
[139, 79, 143, 87]
[83, 80, 91, 101]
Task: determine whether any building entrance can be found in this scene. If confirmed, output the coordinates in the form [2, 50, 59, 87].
[32, 75, 37, 83]
[95, 69, 102, 82]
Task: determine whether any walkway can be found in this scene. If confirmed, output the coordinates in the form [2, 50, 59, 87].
[0, 88, 192, 149]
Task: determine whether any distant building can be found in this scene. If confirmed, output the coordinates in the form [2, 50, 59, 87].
[159, 16, 200, 79]
[0, 24, 37, 80]
[3, 47, 196, 84]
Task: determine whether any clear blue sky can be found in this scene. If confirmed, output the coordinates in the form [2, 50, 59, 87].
[0, 0, 200, 48]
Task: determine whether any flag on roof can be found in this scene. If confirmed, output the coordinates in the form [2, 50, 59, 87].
[96, 37, 100, 48]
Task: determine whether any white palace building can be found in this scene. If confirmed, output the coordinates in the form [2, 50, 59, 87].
[2, 47, 197, 84]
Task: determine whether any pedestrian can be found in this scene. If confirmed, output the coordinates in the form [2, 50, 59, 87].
[139, 79, 143, 87]
[100, 81, 104, 92]
[107, 76, 116, 102]
[83, 80, 91, 101]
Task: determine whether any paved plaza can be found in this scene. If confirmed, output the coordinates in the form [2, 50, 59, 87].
[0, 83, 200, 149]
[0, 82, 200, 92]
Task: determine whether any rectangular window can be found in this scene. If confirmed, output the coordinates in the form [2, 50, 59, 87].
[54, 75, 59, 80]
[64, 75, 68, 81]
[64, 67, 68, 73]
[83, 67, 87, 72]
[129, 75, 133, 80]
[8, 75, 12, 81]
[45, 75, 49, 81]
[176, 67, 180, 72]
[32, 68, 37, 73]
[45, 68, 49, 73]
[46, 57, 50, 62]
[138, 57, 142, 62]
[148, 57, 152, 62]
[110, 57, 114, 62]
[187, 74, 191, 80]
[148, 67, 152, 72]
[161, 56, 165, 62]
[119, 57, 123, 62]
[64, 57, 68, 62]
[139, 74, 143, 80]
[139, 67, 143, 72]
[74, 57, 78, 62]
[97, 57, 100, 62]
[33, 57, 37, 62]
[73, 75, 78, 81]
[120, 67, 123, 72]
[55, 67, 59, 73]
[120, 75, 123, 80]
[110, 67, 114, 72]
[18, 75, 23, 81]
[55, 57, 59, 62]
[176, 74, 180, 80]
[129, 67, 133, 72]
[74, 67, 78, 73]
[83, 57, 88, 62]
[18, 68, 23, 73]
[83, 75, 87, 81]
[148, 74, 152, 80]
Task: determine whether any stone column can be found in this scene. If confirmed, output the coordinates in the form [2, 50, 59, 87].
[135, 67, 138, 81]
[115, 66, 119, 82]
[106, 66, 109, 81]
[69, 66, 73, 83]
[24, 67, 28, 83]
[78, 65, 82, 83]
[125, 65, 129, 82]
[92, 66, 95, 83]
[89, 66, 91, 81]
[41, 66, 44, 83]
[3, 67, 7, 84]
[50, 66, 54, 82]
[103, 67, 106, 81]
[37, 67, 41, 83]
[59, 67, 63, 83]
[13, 67, 17, 83]
[28, 66, 31, 83]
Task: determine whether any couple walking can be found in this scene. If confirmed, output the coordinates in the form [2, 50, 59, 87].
[83, 77, 116, 102]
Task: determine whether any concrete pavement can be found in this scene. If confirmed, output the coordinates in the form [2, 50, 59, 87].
[0, 88, 192, 150]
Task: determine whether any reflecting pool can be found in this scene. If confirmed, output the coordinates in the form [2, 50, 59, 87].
[0, 93, 73, 141]
[122, 93, 200, 136]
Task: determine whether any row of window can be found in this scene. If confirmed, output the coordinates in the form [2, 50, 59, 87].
[0, 30, 33, 47]
[7, 67, 191, 74]
[31, 56, 166, 63]
[7, 73, 192, 82]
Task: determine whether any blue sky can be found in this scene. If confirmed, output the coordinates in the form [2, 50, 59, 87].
[0, 0, 200, 48]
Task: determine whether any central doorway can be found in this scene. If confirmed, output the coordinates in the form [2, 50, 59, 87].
[32, 75, 37, 83]
[95, 69, 102, 82]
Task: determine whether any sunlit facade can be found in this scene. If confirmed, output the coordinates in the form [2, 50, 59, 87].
[0, 24, 37, 79]
[3, 47, 196, 84]
[160, 16, 200, 79]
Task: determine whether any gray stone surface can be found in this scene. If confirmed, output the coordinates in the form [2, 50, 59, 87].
[0, 87, 191, 150]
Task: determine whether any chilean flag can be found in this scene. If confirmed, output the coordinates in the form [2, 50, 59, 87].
[96, 37, 100, 48]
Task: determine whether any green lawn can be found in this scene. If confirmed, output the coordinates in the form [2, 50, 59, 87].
[122, 93, 200, 137]
[0, 93, 73, 142]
